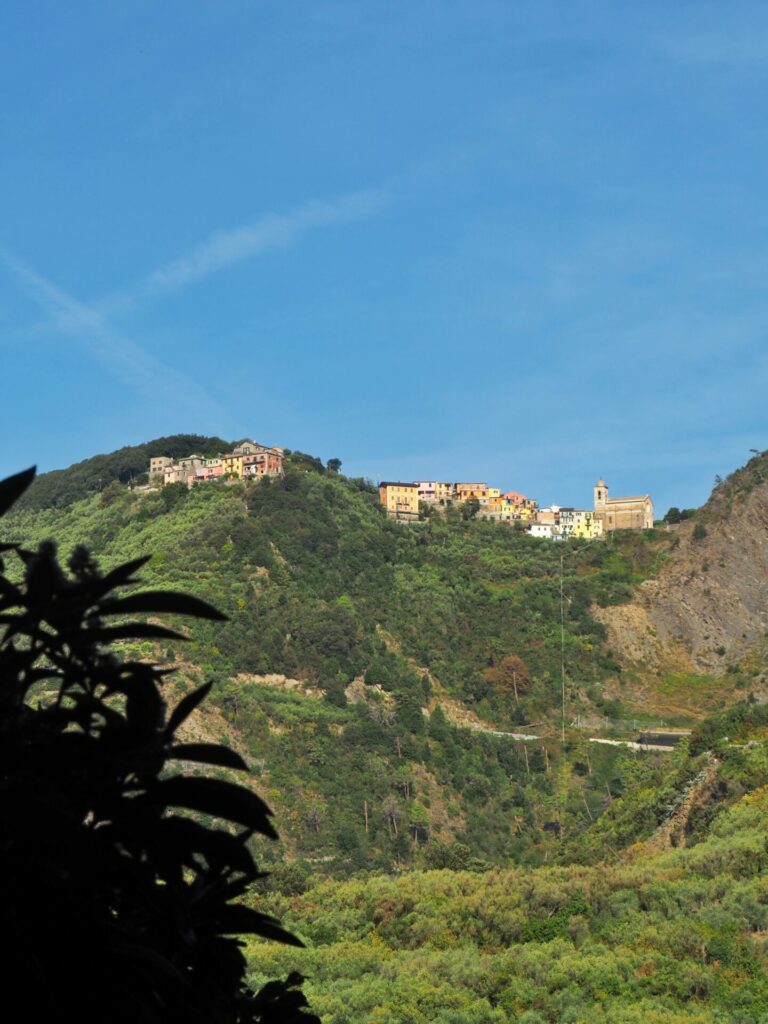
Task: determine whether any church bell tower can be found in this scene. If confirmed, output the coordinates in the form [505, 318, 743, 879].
[594, 478, 608, 511]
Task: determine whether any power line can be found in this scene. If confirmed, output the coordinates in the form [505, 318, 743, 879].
[560, 551, 566, 743]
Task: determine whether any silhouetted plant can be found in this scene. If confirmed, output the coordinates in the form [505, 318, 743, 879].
[0, 467, 318, 1024]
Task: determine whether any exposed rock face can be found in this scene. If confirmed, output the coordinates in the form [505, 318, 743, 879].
[592, 602, 688, 674]
[596, 454, 768, 677]
[234, 672, 323, 697]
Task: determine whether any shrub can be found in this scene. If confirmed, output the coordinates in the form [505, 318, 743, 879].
[0, 468, 317, 1024]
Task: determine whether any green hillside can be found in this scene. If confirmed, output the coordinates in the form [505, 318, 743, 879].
[2, 439, 745, 876]
[245, 703, 768, 1022]
[4, 445, 668, 714]
[248, 768, 768, 1023]
[4, 443, 768, 1019]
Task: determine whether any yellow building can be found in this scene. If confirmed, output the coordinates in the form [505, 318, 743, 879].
[379, 482, 420, 520]
[562, 508, 603, 539]
[479, 486, 501, 510]
[221, 453, 244, 479]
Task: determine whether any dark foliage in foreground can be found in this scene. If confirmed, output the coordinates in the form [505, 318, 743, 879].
[0, 467, 318, 1024]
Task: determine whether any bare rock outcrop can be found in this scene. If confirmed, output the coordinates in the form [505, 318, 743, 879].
[597, 453, 768, 677]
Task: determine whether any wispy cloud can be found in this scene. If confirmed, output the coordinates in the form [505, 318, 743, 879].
[144, 189, 388, 295]
[4, 185, 390, 402]
[87, 187, 389, 319]
[0, 246, 220, 410]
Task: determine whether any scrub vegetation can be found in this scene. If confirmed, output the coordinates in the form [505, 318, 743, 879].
[5, 442, 768, 1021]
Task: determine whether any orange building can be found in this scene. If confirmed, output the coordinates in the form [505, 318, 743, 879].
[455, 482, 489, 502]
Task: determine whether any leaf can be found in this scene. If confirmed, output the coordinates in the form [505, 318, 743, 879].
[0, 467, 36, 517]
[152, 776, 277, 837]
[252, 975, 320, 1023]
[206, 905, 304, 946]
[102, 591, 228, 621]
[165, 681, 212, 736]
[100, 555, 152, 590]
[0, 576, 22, 604]
[126, 675, 165, 733]
[169, 743, 248, 772]
[155, 817, 256, 874]
[81, 623, 187, 643]
[61, 556, 153, 607]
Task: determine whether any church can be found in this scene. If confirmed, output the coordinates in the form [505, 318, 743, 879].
[594, 478, 653, 532]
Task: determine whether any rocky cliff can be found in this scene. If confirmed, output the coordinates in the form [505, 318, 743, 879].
[595, 451, 768, 681]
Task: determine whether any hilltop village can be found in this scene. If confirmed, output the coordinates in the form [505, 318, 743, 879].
[379, 478, 654, 538]
[149, 440, 286, 485]
[148, 441, 653, 539]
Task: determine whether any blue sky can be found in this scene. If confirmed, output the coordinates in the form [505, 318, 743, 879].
[2, 1, 767, 513]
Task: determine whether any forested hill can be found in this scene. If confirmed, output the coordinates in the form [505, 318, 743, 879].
[17, 433, 336, 511]
[15, 433, 234, 510]
[6, 447, 768, 1019]
[5, 442, 669, 724]
[3, 443, 760, 877]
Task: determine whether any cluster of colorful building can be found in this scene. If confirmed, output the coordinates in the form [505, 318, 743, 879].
[378, 478, 653, 538]
[379, 481, 538, 523]
[149, 440, 284, 487]
[147, 440, 652, 540]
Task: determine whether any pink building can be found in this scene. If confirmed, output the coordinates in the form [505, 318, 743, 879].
[152, 440, 284, 489]
[502, 491, 537, 509]
[238, 441, 285, 477]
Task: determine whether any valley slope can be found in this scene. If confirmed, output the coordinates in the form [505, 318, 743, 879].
[3, 443, 766, 875]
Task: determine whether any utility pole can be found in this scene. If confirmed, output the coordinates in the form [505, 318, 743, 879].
[560, 552, 566, 743]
